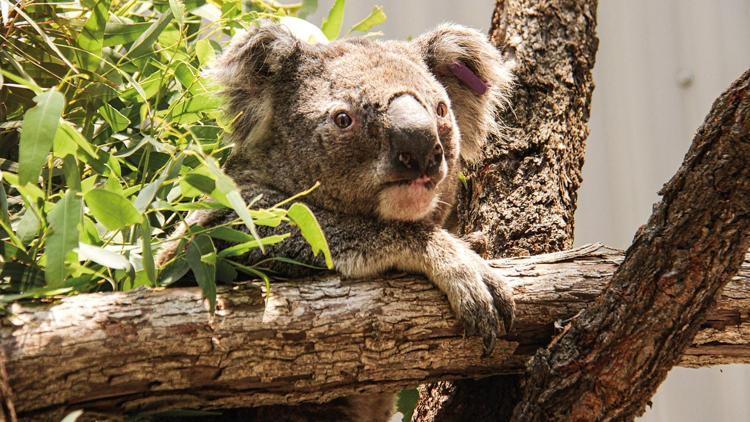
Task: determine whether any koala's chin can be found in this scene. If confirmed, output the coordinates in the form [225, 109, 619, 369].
[377, 183, 438, 221]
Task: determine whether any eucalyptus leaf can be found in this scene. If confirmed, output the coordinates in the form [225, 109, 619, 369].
[186, 234, 217, 313]
[195, 39, 215, 67]
[125, 9, 173, 60]
[183, 173, 215, 195]
[140, 218, 157, 286]
[202, 157, 262, 249]
[103, 22, 151, 46]
[78, 242, 131, 270]
[0, 176, 8, 228]
[205, 226, 254, 243]
[45, 190, 82, 287]
[159, 257, 190, 286]
[62, 155, 81, 192]
[53, 120, 98, 159]
[98, 103, 131, 132]
[321, 0, 345, 40]
[217, 233, 290, 258]
[18, 90, 65, 185]
[76, 0, 111, 71]
[349, 5, 386, 33]
[287, 202, 333, 269]
[15, 209, 41, 244]
[84, 188, 141, 230]
[169, 0, 186, 28]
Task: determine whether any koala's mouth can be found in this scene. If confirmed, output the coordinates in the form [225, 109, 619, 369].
[384, 175, 436, 190]
[376, 176, 440, 221]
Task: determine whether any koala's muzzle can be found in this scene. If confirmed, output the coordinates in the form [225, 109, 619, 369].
[386, 95, 443, 183]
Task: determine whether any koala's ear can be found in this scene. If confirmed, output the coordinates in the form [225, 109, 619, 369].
[413, 24, 513, 162]
[210, 24, 302, 146]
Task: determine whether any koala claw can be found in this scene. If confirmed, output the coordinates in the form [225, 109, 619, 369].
[446, 259, 515, 356]
[484, 269, 516, 335]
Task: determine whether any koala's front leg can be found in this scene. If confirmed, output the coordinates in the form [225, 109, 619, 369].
[329, 217, 515, 353]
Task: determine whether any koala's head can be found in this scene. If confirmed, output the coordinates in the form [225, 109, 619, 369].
[213, 23, 511, 222]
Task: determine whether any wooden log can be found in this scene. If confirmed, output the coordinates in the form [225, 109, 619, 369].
[3, 244, 749, 419]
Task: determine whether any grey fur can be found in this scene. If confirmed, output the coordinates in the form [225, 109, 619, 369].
[158, 22, 514, 421]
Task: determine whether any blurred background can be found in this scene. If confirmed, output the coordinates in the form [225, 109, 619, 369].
[309, 0, 750, 420]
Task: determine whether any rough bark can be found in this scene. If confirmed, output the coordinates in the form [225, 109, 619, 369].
[415, 0, 599, 419]
[512, 69, 750, 421]
[0, 351, 16, 422]
[4, 244, 750, 419]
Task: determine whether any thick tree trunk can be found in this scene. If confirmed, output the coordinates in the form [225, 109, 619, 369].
[5, 245, 750, 420]
[0, 351, 16, 422]
[512, 69, 750, 421]
[415, 0, 599, 419]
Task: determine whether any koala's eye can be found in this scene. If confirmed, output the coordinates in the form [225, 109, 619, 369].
[333, 111, 353, 129]
[436, 101, 448, 118]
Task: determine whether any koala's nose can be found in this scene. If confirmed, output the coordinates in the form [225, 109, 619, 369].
[387, 95, 443, 179]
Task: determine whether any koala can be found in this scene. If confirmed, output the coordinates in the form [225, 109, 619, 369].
[157, 22, 514, 421]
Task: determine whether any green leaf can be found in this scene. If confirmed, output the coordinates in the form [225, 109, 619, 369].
[78, 243, 130, 270]
[159, 257, 190, 286]
[76, 0, 111, 71]
[103, 21, 151, 47]
[140, 217, 157, 286]
[53, 121, 98, 159]
[133, 154, 182, 213]
[45, 190, 82, 287]
[189, 3, 221, 22]
[251, 208, 287, 227]
[9, 4, 78, 73]
[297, 0, 318, 18]
[217, 233, 290, 258]
[174, 62, 197, 90]
[186, 235, 217, 313]
[287, 202, 333, 269]
[169, 0, 186, 28]
[18, 90, 65, 185]
[124, 9, 173, 60]
[170, 93, 221, 121]
[195, 39, 215, 68]
[15, 209, 41, 244]
[80, 216, 101, 244]
[84, 188, 141, 231]
[3, 172, 44, 205]
[98, 103, 131, 132]
[62, 155, 81, 192]
[134, 173, 167, 212]
[321, 0, 345, 40]
[206, 226, 254, 243]
[216, 259, 237, 283]
[349, 5, 386, 33]
[201, 157, 262, 250]
[0, 176, 9, 228]
[183, 173, 215, 195]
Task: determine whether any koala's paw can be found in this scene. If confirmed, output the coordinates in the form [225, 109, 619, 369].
[442, 256, 515, 355]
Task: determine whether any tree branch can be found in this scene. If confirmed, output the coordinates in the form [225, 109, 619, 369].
[512, 69, 750, 421]
[416, 0, 599, 418]
[3, 244, 750, 419]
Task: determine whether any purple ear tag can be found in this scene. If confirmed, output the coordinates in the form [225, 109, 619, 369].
[448, 61, 488, 96]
